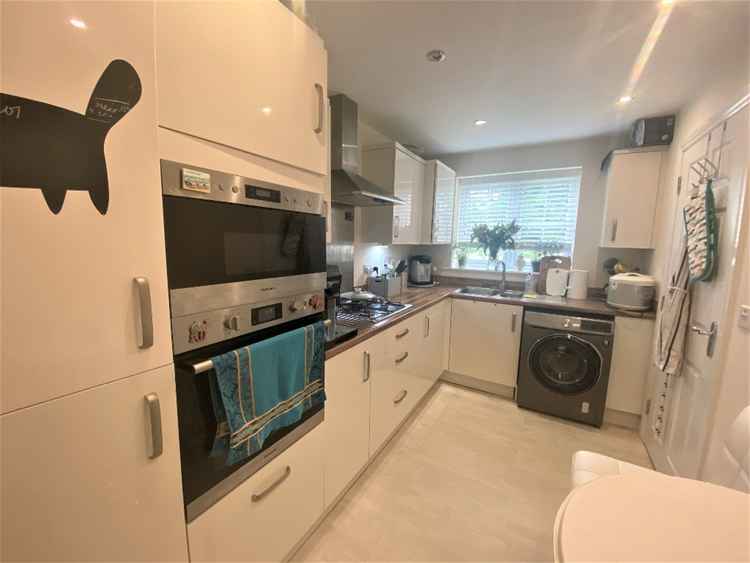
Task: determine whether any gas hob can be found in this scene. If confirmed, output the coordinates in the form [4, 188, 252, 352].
[336, 297, 412, 327]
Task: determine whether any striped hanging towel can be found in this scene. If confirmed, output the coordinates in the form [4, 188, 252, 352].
[208, 321, 326, 465]
[654, 244, 691, 376]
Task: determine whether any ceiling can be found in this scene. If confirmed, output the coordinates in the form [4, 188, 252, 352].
[307, 1, 749, 155]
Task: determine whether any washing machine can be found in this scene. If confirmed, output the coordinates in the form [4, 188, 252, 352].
[516, 309, 615, 427]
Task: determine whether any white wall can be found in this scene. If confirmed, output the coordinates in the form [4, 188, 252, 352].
[435, 133, 651, 287]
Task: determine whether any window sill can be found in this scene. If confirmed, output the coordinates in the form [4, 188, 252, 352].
[439, 268, 529, 282]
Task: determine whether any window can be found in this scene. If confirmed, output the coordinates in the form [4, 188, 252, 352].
[451, 167, 582, 272]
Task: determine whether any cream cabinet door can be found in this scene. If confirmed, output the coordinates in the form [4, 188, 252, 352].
[1, 1, 172, 414]
[449, 299, 522, 388]
[323, 341, 372, 507]
[188, 425, 325, 562]
[607, 317, 654, 414]
[392, 148, 424, 244]
[423, 161, 456, 244]
[423, 301, 449, 383]
[156, 0, 328, 175]
[0, 365, 188, 562]
[600, 150, 663, 249]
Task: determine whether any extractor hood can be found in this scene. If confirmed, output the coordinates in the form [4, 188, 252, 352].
[330, 94, 404, 206]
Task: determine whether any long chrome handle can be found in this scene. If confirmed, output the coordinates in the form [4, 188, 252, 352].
[611, 219, 618, 243]
[395, 352, 409, 364]
[144, 393, 163, 459]
[314, 83, 324, 134]
[134, 277, 154, 349]
[511, 312, 517, 333]
[396, 328, 409, 339]
[393, 389, 408, 404]
[363, 351, 371, 383]
[424, 316, 430, 337]
[252, 466, 291, 502]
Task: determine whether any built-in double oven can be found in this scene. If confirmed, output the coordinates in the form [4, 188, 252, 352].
[161, 160, 327, 521]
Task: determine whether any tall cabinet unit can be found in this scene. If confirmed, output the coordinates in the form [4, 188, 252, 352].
[0, 3, 187, 560]
[422, 160, 457, 244]
[360, 143, 426, 244]
[155, 0, 328, 175]
[600, 148, 665, 249]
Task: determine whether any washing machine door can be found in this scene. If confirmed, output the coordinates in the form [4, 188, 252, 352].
[528, 333, 602, 394]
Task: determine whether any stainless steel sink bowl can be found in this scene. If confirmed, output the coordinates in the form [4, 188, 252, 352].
[457, 287, 525, 299]
[457, 286, 499, 296]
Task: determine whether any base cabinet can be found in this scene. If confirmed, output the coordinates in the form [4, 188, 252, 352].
[607, 316, 655, 414]
[188, 425, 324, 562]
[323, 340, 373, 507]
[449, 298, 523, 389]
[0, 365, 187, 562]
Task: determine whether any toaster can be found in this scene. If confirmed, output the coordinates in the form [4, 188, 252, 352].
[607, 273, 657, 311]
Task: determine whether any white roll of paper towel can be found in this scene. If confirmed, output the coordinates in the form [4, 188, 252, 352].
[567, 270, 589, 300]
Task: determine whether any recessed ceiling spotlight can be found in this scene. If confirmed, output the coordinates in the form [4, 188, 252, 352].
[618, 95, 633, 104]
[661, 0, 674, 5]
[474, 119, 488, 126]
[69, 18, 87, 29]
[426, 49, 446, 63]
[260, 106, 272, 115]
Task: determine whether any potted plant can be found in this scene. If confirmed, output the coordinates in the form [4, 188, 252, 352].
[471, 220, 521, 271]
[455, 246, 468, 268]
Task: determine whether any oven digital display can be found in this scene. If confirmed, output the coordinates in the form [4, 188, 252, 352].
[251, 303, 283, 326]
[245, 185, 281, 203]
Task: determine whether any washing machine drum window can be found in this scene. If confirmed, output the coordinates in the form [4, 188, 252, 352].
[529, 334, 601, 395]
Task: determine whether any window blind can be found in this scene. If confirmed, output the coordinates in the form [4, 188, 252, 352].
[454, 167, 582, 271]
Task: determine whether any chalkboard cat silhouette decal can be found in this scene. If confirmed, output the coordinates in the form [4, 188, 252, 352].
[0, 59, 142, 214]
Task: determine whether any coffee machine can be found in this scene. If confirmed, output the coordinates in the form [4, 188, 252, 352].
[408, 255, 433, 286]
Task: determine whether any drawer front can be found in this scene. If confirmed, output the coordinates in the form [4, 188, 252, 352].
[188, 425, 324, 562]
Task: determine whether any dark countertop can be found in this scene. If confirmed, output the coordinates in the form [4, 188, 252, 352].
[325, 285, 655, 360]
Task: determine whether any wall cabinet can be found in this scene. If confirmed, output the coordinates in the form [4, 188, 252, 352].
[188, 425, 325, 562]
[360, 143, 426, 244]
[600, 149, 665, 249]
[449, 299, 523, 389]
[1, 1, 172, 414]
[155, 0, 328, 175]
[0, 365, 187, 562]
[607, 316, 655, 415]
[422, 160, 457, 244]
[323, 340, 374, 507]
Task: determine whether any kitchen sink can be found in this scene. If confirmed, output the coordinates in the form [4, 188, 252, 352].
[457, 287, 525, 299]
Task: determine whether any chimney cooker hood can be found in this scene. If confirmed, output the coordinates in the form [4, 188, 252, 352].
[329, 94, 404, 207]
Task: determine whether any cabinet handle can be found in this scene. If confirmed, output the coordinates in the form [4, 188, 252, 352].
[134, 277, 154, 349]
[424, 316, 430, 337]
[394, 389, 408, 404]
[252, 465, 291, 502]
[396, 328, 409, 339]
[395, 352, 409, 364]
[511, 312, 517, 333]
[144, 393, 163, 459]
[363, 351, 371, 382]
[610, 219, 618, 243]
[313, 83, 324, 134]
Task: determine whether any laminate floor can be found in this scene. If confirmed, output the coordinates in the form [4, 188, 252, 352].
[293, 382, 652, 562]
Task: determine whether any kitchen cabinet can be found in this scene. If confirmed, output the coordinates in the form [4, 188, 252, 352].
[607, 316, 655, 415]
[449, 299, 523, 390]
[0, 365, 187, 562]
[600, 149, 665, 249]
[188, 424, 324, 562]
[421, 300, 451, 384]
[360, 143, 426, 244]
[156, 0, 328, 175]
[1, 1, 172, 414]
[422, 160, 457, 244]
[323, 340, 374, 507]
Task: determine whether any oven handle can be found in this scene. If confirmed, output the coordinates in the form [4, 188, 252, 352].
[190, 319, 332, 374]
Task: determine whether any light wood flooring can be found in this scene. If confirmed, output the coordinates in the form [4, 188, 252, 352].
[293, 382, 652, 562]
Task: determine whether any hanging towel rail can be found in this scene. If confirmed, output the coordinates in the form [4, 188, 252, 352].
[190, 319, 333, 374]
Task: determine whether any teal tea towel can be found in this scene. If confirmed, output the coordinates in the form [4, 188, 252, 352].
[208, 321, 325, 465]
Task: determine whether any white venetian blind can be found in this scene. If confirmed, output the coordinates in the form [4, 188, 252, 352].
[454, 167, 582, 270]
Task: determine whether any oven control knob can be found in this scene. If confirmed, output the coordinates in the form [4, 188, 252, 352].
[224, 315, 241, 331]
[289, 300, 307, 313]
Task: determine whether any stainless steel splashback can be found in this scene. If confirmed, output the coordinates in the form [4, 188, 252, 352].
[326, 203, 354, 293]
